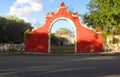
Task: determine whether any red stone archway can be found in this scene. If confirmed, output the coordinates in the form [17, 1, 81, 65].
[24, 2, 103, 53]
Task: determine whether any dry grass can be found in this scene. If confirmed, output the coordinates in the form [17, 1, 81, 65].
[50, 45, 75, 54]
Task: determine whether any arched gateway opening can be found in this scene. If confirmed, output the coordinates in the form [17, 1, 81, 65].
[50, 19, 76, 53]
[24, 2, 103, 53]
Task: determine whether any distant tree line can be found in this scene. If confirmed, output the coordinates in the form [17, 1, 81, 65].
[56, 28, 74, 37]
[51, 28, 74, 45]
[0, 16, 33, 44]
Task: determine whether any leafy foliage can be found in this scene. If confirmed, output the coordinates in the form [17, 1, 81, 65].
[56, 28, 74, 37]
[83, 0, 120, 34]
[50, 33, 61, 45]
[50, 28, 74, 45]
[0, 16, 33, 44]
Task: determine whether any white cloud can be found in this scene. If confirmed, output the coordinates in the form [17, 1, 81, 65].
[30, 18, 41, 27]
[8, 0, 43, 27]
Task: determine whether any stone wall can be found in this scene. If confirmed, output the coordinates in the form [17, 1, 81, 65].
[105, 35, 120, 52]
[0, 43, 24, 52]
[103, 43, 120, 52]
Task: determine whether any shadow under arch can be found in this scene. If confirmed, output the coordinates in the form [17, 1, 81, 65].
[49, 17, 77, 53]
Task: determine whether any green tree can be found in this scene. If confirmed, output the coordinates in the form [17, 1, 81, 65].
[56, 28, 74, 37]
[50, 33, 61, 45]
[83, 0, 120, 35]
[0, 16, 33, 44]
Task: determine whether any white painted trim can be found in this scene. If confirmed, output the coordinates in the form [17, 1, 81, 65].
[96, 32, 102, 34]
[48, 17, 77, 53]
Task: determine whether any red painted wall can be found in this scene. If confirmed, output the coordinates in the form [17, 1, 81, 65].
[24, 2, 103, 53]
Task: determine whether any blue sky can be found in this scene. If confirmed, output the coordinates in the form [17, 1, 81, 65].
[0, 0, 90, 33]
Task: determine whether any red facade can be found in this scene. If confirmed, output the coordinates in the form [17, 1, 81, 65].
[24, 2, 103, 53]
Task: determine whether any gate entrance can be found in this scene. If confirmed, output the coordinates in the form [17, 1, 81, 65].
[50, 19, 76, 54]
[25, 2, 103, 53]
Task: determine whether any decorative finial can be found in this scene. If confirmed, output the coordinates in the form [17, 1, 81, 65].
[47, 12, 50, 15]
[97, 27, 102, 32]
[46, 12, 52, 17]
[76, 11, 79, 16]
[60, 2, 65, 7]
